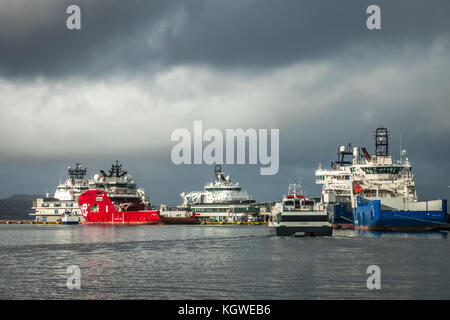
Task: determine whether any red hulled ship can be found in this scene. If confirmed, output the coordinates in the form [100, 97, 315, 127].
[78, 190, 161, 224]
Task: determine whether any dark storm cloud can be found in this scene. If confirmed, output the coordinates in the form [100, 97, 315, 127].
[0, 0, 449, 204]
[162, 0, 450, 67]
[1, 0, 450, 77]
[0, 0, 181, 77]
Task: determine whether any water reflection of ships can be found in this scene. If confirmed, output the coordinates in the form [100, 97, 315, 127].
[30, 161, 153, 223]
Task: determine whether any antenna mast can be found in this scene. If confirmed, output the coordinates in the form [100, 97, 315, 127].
[375, 127, 389, 156]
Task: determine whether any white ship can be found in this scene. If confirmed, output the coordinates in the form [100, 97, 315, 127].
[30, 161, 151, 222]
[180, 165, 258, 222]
[268, 182, 332, 236]
[61, 209, 80, 225]
[30, 163, 89, 222]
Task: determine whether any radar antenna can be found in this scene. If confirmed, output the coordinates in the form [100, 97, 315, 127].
[67, 163, 87, 180]
[331, 143, 353, 168]
[214, 165, 225, 182]
[107, 160, 127, 177]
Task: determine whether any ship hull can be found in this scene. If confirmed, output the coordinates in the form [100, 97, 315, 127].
[78, 190, 161, 225]
[81, 220, 160, 225]
[331, 203, 354, 229]
[353, 198, 447, 232]
[269, 210, 333, 237]
[62, 221, 79, 225]
[271, 225, 332, 236]
[160, 216, 200, 225]
[81, 211, 161, 224]
[332, 223, 354, 230]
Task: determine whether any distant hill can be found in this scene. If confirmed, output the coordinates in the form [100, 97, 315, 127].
[0, 194, 42, 220]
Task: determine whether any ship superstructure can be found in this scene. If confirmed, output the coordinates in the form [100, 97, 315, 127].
[89, 161, 150, 211]
[315, 144, 354, 228]
[315, 143, 355, 203]
[315, 128, 420, 229]
[349, 128, 417, 202]
[30, 163, 89, 222]
[180, 165, 258, 222]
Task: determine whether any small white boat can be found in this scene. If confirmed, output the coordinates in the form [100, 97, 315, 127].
[61, 210, 79, 225]
[269, 182, 332, 236]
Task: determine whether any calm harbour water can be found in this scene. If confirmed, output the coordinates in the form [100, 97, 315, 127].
[0, 224, 449, 299]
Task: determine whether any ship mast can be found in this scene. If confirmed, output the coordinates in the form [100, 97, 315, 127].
[107, 160, 127, 178]
[215, 165, 225, 182]
[375, 127, 389, 156]
[68, 163, 87, 180]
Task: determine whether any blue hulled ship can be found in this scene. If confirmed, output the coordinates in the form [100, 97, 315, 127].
[317, 127, 448, 231]
[352, 197, 447, 232]
[349, 127, 447, 231]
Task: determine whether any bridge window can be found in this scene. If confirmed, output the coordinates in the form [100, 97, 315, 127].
[362, 167, 401, 174]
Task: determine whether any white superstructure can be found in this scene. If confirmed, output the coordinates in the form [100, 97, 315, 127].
[348, 128, 417, 209]
[30, 163, 89, 222]
[89, 160, 149, 208]
[180, 165, 257, 222]
[182, 165, 252, 206]
[315, 144, 353, 205]
[315, 128, 418, 212]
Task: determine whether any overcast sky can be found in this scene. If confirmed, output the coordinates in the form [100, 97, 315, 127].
[1, 0, 449, 205]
